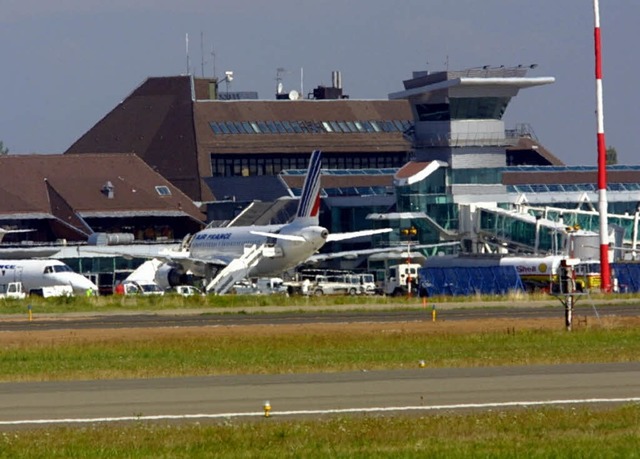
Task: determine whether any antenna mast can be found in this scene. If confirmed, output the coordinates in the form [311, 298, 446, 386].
[185, 33, 190, 75]
[211, 45, 217, 78]
[200, 31, 205, 78]
[593, 0, 611, 292]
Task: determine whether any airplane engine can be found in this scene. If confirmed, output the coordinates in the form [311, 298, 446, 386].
[154, 264, 198, 289]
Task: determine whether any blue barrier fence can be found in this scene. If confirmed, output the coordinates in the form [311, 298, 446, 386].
[418, 266, 524, 297]
[612, 263, 640, 293]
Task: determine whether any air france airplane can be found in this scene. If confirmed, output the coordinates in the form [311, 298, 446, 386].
[0, 259, 99, 295]
[154, 150, 392, 292]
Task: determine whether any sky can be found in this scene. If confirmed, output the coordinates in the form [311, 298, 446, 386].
[1, 0, 639, 165]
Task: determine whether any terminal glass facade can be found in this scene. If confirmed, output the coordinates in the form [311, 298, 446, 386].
[415, 97, 510, 121]
[394, 167, 458, 242]
[451, 168, 502, 184]
[211, 153, 407, 177]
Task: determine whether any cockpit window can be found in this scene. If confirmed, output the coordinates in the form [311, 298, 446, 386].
[53, 265, 73, 273]
[44, 264, 73, 274]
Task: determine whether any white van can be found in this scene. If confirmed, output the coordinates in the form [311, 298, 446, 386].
[0, 282, 27, 300]
[122, 280, 165, 295]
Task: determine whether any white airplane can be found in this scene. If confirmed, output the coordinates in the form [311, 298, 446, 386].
[0, 259, 99, 295]
[154, 150, 392, 293]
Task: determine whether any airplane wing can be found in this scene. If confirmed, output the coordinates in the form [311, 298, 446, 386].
[158, 248, 234, 267]
[249, 231, 306, 242]
[307, 241, 461, 262]
[326, 228, 393, 242]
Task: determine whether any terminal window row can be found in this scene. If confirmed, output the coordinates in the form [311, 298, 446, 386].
[211, 153, 406, 177]
[208, 119, 412, 135]
[508, 183, 640, 193]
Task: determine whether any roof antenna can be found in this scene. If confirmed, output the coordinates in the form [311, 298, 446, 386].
[200, 31, 205, 78]
[185, 33, 191, 75]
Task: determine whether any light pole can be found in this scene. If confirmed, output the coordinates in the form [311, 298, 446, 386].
[401, 226, 418, 296]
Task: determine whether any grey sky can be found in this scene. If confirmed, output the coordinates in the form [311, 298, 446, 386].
[1, 1, 638, 165]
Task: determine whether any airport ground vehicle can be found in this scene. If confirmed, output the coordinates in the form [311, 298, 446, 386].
[120, 280, 165, 295]
[285, 271, 377, 296]
[382, 263, 422, 296]
[168, 285, 204, 296]
[346, 273, 376, 295]
[28, 285, 74, 297]
[0, 281, 26, 299]
[231, 278, 289, 295]
[309, 275, 359, 296]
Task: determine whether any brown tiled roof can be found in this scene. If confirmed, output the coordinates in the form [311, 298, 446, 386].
[66, 76, 204, 200]
[0, 154, 204, 222]
[506, 137, 565, 166]
[193, 99, 412, 154]
[66, 76, 412, 201]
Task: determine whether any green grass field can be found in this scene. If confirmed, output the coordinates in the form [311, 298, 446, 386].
[1, 406, 639, 458]
[1, 325, 640, 381]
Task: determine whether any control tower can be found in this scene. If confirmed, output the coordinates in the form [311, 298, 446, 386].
[388, 66, 555, 168]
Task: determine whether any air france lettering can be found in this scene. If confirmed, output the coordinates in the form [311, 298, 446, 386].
[194, 233, 232, 241]
[0, 264, 17, 270]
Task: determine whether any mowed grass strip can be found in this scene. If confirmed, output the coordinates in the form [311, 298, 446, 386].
[0, 294, 420, 314]
[2, 290, 639, 314]
[1, 405, 639, 458]
[1, 319, 639, 381]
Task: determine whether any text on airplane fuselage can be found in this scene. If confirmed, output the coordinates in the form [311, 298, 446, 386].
[194, 233, 232, 241]
[0, 264, 17, 270]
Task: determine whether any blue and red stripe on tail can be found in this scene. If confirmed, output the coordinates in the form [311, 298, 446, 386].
[295, 150, 323, 222]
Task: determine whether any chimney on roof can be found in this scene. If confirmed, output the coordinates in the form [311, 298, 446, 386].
[311, 71, 348, 100]
[101, 181, 114, 199]
[331, 71, 342, 90]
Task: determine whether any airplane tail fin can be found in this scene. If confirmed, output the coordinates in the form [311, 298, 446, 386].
[294, 150, 322, 224]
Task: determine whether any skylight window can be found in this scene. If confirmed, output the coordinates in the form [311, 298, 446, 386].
[208, 119, 414, 135]
[155, 186, 172, 196]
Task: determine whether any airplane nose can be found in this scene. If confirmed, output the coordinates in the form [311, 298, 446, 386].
[72, 275, 98, 294]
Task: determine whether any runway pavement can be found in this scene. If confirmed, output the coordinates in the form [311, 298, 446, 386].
[1, 362, 639, 427]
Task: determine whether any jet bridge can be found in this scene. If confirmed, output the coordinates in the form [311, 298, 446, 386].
[475, 205, 634, 257]
[474, 206, 568, 254]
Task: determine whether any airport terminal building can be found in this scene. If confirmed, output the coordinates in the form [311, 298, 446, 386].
[2, 65, 640, 288]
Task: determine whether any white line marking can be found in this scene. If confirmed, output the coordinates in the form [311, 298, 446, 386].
[2, 397, 639, 427]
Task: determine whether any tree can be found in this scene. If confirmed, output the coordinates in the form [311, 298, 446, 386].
[0, 140, 8, 155]
[606, 146, 618, 165]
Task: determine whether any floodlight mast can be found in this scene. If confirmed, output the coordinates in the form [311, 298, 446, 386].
[593, 0, 611, 292]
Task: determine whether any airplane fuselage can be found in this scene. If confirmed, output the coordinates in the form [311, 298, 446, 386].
[188, 222, 328, 277]
[0, 259, 98, 295]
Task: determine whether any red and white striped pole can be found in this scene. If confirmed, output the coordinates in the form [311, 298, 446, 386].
[594, 0, 611, 292]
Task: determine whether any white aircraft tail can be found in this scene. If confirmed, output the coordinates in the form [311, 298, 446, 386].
[293, 150, 322, 225]
[125, 258, 163, 282]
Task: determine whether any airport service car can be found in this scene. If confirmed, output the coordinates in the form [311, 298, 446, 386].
[168, 285, 204, 296]
[121, 280, 165, 295]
